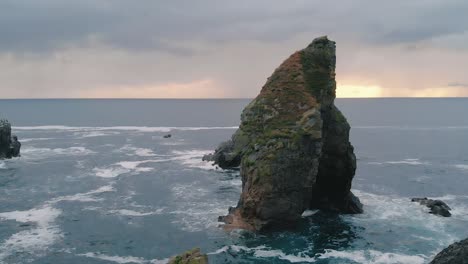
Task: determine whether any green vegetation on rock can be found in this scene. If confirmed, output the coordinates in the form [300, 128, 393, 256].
[211, 36, 362, 231]
[168, 248, 208, 264]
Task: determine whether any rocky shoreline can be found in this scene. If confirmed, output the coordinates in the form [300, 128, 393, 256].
[430, 238, 468, 264]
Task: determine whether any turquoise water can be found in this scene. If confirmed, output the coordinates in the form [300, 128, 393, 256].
[1, 98, 468, 263]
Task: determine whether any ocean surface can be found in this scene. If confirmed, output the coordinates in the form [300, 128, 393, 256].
[1, 98, 468, 264]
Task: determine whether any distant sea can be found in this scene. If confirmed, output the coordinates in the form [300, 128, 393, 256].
[1, 98, 468, 264]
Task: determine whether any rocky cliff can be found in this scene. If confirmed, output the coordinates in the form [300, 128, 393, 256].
[430, 238, 468, 264]
[0, 119, 21, 159]
[209, 36, 362, 231]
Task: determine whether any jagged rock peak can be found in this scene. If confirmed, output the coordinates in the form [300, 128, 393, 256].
[208, 36, 362, 231]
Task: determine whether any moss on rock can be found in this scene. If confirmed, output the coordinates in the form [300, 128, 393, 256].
[211, 36, 362, 231]
[168, 248, 208, 264]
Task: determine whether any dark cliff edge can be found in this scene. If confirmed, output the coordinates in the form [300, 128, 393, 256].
[430, 238, 468, 264]
[205, 36, 362, 231]
[0, 119, 21, 159]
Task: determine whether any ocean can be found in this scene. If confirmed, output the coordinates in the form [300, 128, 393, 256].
[1, 98, 468, 264]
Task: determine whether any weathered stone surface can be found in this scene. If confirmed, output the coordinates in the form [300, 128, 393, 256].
[430, 238, 468, 264]
[0, 120, 21, 159]
[168, 248, 208, 264]
[411, 197, 451, 217]
[210, 36, 362, 231]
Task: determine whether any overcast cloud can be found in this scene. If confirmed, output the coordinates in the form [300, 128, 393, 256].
[1, 0, 468, 98]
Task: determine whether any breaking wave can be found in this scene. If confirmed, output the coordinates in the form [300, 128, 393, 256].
[77, 252, 168, 264]
[0, 206, 63, 262]
[14, 125, 238, 132]
[210, 245, 426, 263]
[368, 159, 429, 166]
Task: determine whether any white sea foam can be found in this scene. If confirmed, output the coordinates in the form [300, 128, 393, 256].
[368, 159, 429, 166]
[254, 248, 315, 262]
[211, 245, 426, 263]
[93, 167, 131, 178]
[0, 181, 120, 261]
[14, 125, 238, 133]
[348, 190, 465, 249]
[169, 182, 232, 232]
[108, 208, 164, 217]
[74, 131, 120, 138]
[116, 145, 159, 157]
[159, 139, 186, 146]
[134, 148, 157, 157]
[20, 137, 54, 143]
[79, 253, 146, 263]
[210, 245, 321, 263]
[22, 146, 95, 158]
[0, 161, 6, 169]
[0, 206, 62, 261]
[50, 185, 115, 203]
[92, 157, 167, 178]
[78, 252, 168, 264]
[454, 164, 468, 171]
[171, 150, 218, 170]
[317, 249, 426, 264]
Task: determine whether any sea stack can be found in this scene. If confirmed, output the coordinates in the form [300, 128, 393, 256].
[210, 36, 362, 231]
[430, 238, 468, 264]
[0, 119, 21, 159]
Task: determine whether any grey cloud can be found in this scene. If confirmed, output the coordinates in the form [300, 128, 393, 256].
[1, 0, 468, 55]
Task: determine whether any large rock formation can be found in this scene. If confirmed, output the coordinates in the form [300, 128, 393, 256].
[411, 197, 451, 217]
[430, 238, 468, 264]
[209, 36, 362, 231]
[0, 119, 21, 159]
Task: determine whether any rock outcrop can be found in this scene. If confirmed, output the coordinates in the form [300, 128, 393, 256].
[168, 248, 208, 264]
[430, 238, 468, 264]
[210, 36, 362, 231]
[411, 198, 451, 217]
[0, 119, 21, 159]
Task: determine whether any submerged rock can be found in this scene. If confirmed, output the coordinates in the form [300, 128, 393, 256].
[0, 119, 21, 159]
[210, 36, 362, 231]
[168, 248, 208, 264]
[430, 238, 468, 264]
[163, 134, 172, 138]
[411, 197, 451, 217]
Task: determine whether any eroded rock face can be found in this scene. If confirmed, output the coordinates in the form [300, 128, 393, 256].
[430, 238, 468, 264]
[0, 120, 21, 159]
[212, 36, 362, 231]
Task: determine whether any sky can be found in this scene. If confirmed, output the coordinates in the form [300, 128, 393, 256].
[1, 0, 468, 98]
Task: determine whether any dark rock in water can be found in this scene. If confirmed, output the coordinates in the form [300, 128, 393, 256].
[430, 238, 468, 264]
[163, 134, 172, 138]
[202, 139, 242, 168]
[0, 119, 21, 159]
[168, 248, 208, 264]
[209, 36, 362, 231]
[411, 197, 451, 217]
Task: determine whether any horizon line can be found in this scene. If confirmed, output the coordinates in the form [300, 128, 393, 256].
[1, 97, 468, 100]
